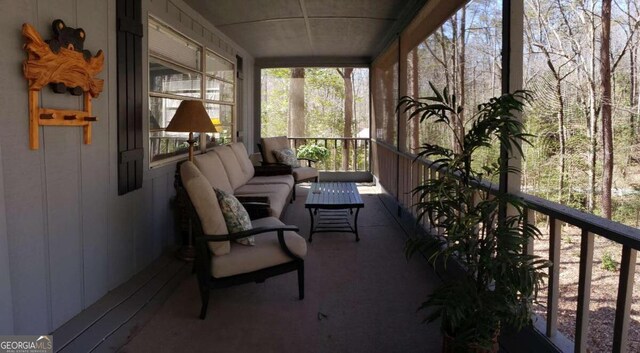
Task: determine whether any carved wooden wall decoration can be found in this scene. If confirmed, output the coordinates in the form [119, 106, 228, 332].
[22, 21, 105, 150]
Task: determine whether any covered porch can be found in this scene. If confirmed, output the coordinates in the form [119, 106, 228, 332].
[0, 0, 639, 352]
[53, 185, 444, 352]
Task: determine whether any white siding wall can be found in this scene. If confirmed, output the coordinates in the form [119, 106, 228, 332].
[0, 0, 254, 334]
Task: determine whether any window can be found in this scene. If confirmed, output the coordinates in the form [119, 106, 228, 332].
[148, 17, 235, 165]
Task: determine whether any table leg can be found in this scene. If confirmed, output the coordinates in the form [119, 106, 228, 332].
[354, 207, 361, 242]
[308, 208, 314, 243]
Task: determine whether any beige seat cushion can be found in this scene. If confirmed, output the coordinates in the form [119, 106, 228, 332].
[214, 146, 250, 189]
[211, 217, 307, 278]
[293, 166, 318, 182]
[193, 152, 234, 194]
[234, 184, 290, 218]
[261, 136, 289, 164]
[246, 175, 295, 189]
[229, 142, 255, 181]
[234, 183, 289, 196]
[180, 162, 230, 255]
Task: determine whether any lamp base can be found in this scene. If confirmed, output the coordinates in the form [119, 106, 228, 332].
[176, 245, 196, 262]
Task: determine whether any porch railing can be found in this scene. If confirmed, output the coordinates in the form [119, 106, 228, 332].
[287, 137, 370, 172]
[373, 140, 640, 353]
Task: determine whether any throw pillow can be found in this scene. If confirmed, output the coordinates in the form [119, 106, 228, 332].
[214, 188, 254, 246]
[273, 148, 300, 168]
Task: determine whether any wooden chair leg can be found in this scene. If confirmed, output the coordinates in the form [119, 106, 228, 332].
[297, 262, 305, 300]
[199, 288, 210, 319]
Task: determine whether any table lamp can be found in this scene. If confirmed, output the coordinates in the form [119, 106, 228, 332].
[165, 100, 217, 161]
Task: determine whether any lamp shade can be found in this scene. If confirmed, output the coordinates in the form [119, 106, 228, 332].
[165, 100, 217, 133]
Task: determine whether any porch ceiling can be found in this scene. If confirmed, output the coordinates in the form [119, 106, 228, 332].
[183, 0, 424, 61]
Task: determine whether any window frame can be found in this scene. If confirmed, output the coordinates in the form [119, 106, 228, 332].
[147, 16, 236, 168]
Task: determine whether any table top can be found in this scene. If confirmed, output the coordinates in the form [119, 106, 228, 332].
[305, 182, 364, 209]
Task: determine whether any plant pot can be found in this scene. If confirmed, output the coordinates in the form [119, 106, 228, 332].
[442, 329, 499, 353]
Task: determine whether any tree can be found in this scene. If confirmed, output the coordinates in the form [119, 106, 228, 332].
[410, 48, 421, 151]
[289, 68, 305, 137]
[525, 0, 576, 203]
[601, 0, 613, 219]
[338, 68, 354, 170]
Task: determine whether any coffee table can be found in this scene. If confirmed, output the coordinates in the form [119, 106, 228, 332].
[304, 182, 364, 242]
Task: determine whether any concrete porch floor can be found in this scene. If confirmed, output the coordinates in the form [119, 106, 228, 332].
[116, 184, 443, 353]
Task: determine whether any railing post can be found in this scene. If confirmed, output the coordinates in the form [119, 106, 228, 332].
[547, 217, 561, 337]
[353, 139, 357, 172]
[366, 139, 370, 172]
[575, 229, 594, 353]
[613, 246, 637, 353]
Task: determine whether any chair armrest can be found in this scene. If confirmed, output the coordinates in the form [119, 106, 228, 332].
[195, 225, 303, 260]
[197, 225, 299, 242]
[297, 157, 317, 167]
[254, 164, 293, 176]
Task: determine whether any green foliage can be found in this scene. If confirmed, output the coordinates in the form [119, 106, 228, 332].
[297, 144, 329, 162]
[601, 251, 618, 272]
[399, 83, 550, 351]
[260, 68, 370, 140]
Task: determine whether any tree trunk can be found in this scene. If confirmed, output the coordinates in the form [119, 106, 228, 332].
[411, 49, 420, 152]
[588, 83, 598, 213]
[631, 46, 637, 143]
[439, 28, 451, 94]
[556, 80, 566, 203]
[288, 68, 305, 137]
[587, 5, 598, 213]
[457, 7, 466, 155]
[601, 0, 613, 219]
[339, 68, 354, 171]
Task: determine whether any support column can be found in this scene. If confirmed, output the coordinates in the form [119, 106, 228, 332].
[500, 0, 524, 196]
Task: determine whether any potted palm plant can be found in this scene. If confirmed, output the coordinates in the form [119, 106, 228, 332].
[398, 84, 550, 353]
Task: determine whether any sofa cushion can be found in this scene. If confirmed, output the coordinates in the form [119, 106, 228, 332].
[293, 166, 318, 182]
[193, 152, 234, 194]
[234, 184, 290, 218]
[247, 175, 295, 189]
[211, 217, 307, 278]
[214, 146, 249, 189]
[229, 142, 255, 180]
[261, 136, 289, 164]
[273, 148, 301, 167]
[234, 183, 290, 196]
[215, 189, 254, 246]
[180, 162, 230, 256]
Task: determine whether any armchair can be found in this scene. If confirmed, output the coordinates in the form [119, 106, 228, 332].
[180, 161, 306, 319]
[258, 136, 319, 200]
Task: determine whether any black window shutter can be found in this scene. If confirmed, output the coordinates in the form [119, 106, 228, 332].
[116, 0, 144, 195]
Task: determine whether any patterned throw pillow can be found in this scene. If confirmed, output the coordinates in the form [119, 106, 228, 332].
[273, 148, 300, 167]
[214, 189, 254, 246]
